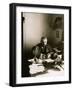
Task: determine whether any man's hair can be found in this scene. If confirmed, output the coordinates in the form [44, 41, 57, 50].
[41, 37, 47, 43]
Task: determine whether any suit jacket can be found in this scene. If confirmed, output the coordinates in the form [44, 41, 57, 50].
[32, 43, 52, 59]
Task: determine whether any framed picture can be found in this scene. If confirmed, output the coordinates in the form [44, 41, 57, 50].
[9, 3, 71, 87]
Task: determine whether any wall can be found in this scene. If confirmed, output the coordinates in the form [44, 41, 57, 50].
[23, 13, 64, 59]
[23, 13, 51, 49]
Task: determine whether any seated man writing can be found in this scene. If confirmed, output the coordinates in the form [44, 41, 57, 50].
[31, 37, 63, 70]
[32, 37, 52, 64]
[28, 37, 63, 75]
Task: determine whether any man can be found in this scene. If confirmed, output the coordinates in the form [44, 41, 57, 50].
[32, 37, 52, 63]
[31, 37, 63, 72]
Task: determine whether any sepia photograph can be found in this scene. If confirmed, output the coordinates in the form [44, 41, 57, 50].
[22, 12, 64, 77]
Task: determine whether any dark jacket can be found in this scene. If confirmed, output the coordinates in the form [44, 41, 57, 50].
[32, 43, 52, 59]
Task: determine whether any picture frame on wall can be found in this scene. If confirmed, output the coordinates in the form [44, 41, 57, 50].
[9, 3, 71, 87]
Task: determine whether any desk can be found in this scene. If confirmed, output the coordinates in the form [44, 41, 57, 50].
[28, 59, 64, 77]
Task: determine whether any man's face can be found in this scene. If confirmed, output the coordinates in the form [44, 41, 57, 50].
[43, 38, 47, 45]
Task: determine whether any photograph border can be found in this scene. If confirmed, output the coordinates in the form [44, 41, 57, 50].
[9, 3, 71, 87]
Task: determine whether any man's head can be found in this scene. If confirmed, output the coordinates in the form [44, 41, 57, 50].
[41, 37, 48, 45]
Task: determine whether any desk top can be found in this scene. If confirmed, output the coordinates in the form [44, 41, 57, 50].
[28, 58, 64, 76]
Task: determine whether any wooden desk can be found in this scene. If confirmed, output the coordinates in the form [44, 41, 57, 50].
[28, 58, 64, 76]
